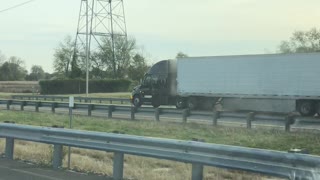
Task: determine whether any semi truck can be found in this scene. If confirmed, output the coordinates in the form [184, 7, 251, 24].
[130, 52, 320, 116]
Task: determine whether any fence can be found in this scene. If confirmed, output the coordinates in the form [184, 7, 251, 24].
[0, 123, 319, 180]
[1, 99, 320, 131]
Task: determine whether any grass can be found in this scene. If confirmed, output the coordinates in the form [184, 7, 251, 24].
[1, 141, 277, 180]
[1, 111, 319, 154]
[1, 110, 319, 179]
[0, 92, 35, 99]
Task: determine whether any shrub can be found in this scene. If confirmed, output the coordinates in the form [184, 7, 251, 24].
[39, 79, 131, 94]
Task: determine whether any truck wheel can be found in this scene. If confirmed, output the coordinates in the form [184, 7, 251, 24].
[176, 98, 186, 109]
[297, 100, 315, 116]
[133, 95, 142, 107]
[187, 98, 197, 110]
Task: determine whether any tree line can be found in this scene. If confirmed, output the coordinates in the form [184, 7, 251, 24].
[53, 35, 150, 82]
[0, 52, 50, 81]
[278, 28, 320, 53]
[0, 27, 319, 82]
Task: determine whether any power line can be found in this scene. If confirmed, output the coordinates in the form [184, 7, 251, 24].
[0, 0, 36, 13]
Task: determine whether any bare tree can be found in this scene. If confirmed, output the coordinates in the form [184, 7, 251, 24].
[278, 28, 320, 53]
[53, 35, 74, 77]
[98, 36, 136, 79]
[128, 53, 149, 81]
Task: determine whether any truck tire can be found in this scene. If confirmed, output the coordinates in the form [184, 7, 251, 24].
[133, 95, 142, 108]
[176, 98, 186, 109]
[297, 100, 316, 116]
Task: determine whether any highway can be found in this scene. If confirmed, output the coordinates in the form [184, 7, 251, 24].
[1, 104, 320, 131]
[0, 104, 319, 180]
[0, 158, 110, 180]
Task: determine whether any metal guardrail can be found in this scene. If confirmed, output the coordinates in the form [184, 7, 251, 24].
[0, 123, 319, 180]
[11, 95, 130, 104]
[1, 99, 320, 131]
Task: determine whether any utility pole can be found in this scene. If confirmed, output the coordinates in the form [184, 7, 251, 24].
[74, 0, 128, 93]
[86, 0, 89, 97]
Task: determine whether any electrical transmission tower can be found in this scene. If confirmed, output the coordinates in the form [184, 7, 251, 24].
[74, 0, 128, 71]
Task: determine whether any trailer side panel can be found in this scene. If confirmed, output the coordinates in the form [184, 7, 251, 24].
[177, 53, 320, 98]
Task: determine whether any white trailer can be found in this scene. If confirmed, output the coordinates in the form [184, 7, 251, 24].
[177, 53, 320, 115]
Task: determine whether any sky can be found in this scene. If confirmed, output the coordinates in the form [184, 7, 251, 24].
[0, 0, 320, 73]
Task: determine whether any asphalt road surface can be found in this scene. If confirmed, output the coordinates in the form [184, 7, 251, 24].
[0, 158, 110, 180]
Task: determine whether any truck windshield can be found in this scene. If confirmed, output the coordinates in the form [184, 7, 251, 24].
[142, 74, 152, 85]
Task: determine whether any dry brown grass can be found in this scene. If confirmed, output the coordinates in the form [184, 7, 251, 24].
[0, 140, 283, 180]
[0, 81, 39, 93]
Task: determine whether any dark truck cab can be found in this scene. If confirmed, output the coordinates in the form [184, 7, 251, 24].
[131, 60, 177, 108]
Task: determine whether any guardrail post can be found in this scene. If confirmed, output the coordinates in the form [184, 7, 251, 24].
[88, 104, 94, 116]
[191, 163, 203, 180]
[113, 152, 124, 180]
[285, 114, 295, 132]
[51, 102, 57, 113]
[6, 100, 12, 110]
[212, 110, 220, 126]
[20, 101, 26, 111]
[5, 137, 14, 160]
[182, 109, 189, 123]
[53, 144, 63, 169]
[108, 105, 114, 118]
[110, 99, 113, 104]
[131, 107, 136, 120]
[246, 112, 255, 129]
[35, 102, 40, 112]
[155, 108, 160, 121]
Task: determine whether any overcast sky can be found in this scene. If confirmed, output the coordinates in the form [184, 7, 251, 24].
[1, 0, 320, 73]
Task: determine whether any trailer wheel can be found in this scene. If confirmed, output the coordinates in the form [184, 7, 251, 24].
[187, 98, 198, 110]
[176, 98, 186, 109]
[297, 100, 315, 116]
[133, 95, 142, 108]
